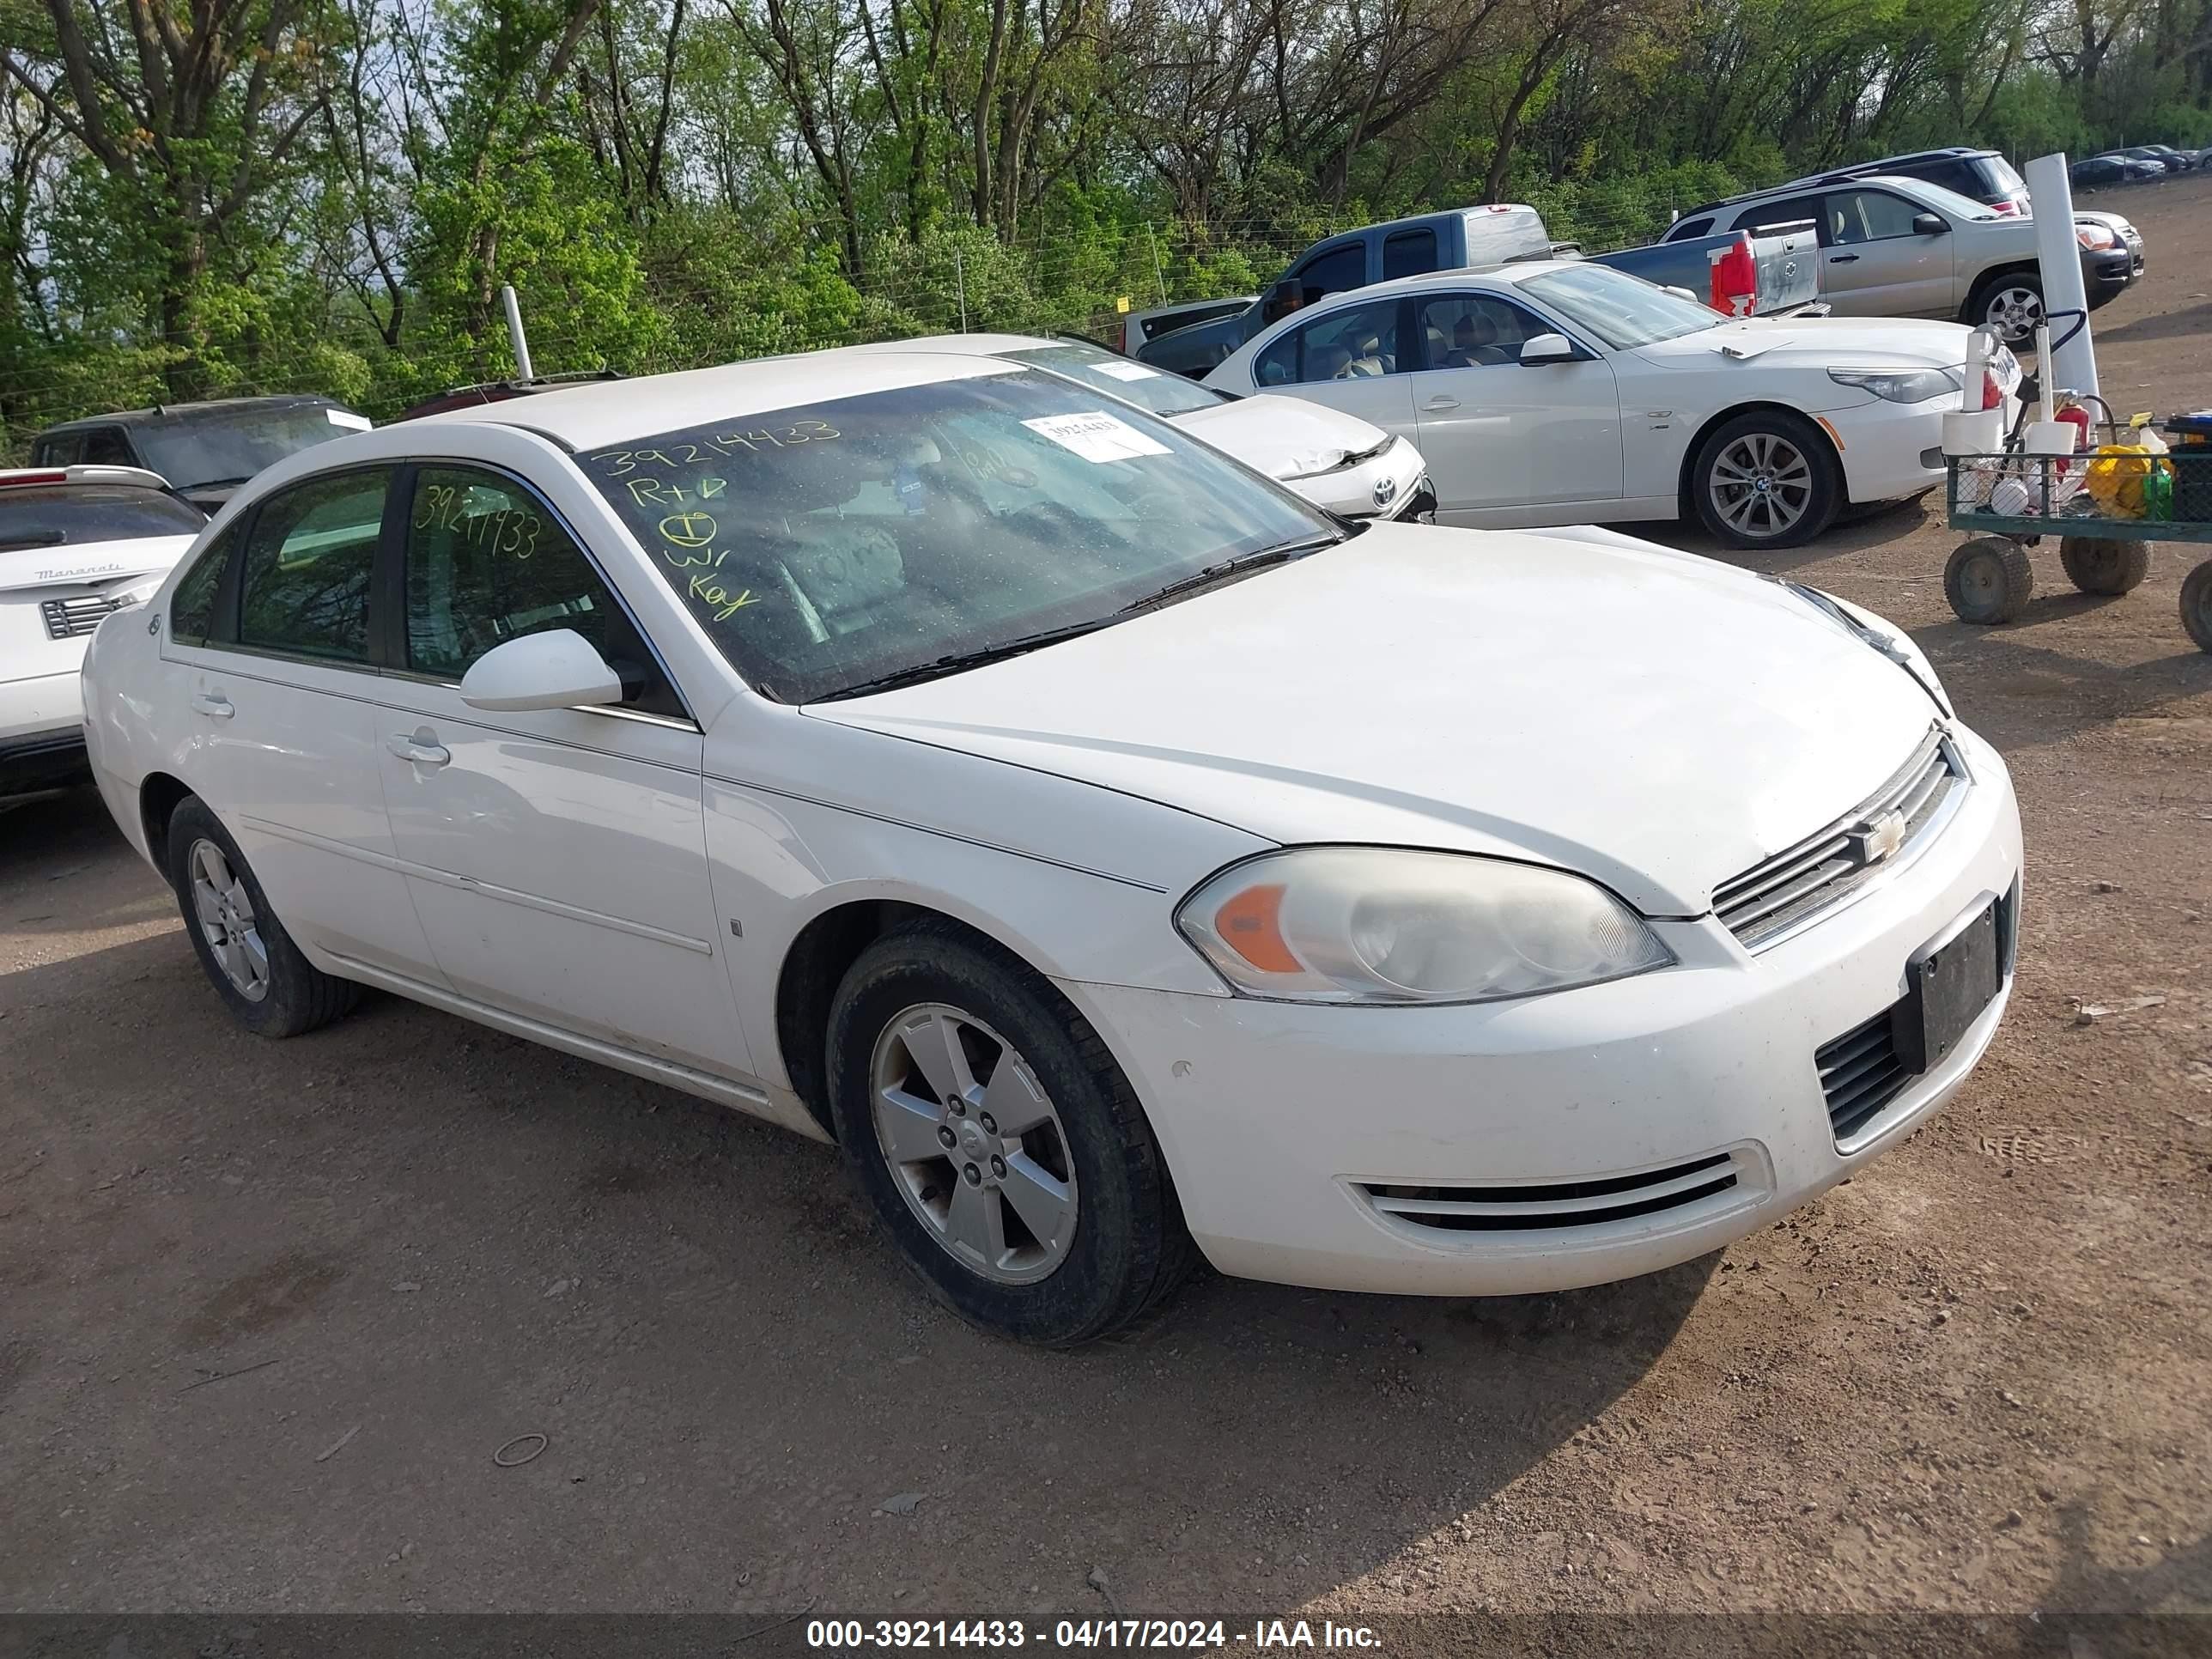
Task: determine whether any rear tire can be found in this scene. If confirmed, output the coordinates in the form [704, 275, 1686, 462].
[165, 797, 359, 1037]
[1690, 410, 1841, 549]
[824, 921, 1194, 1345]
[2058, 535, 2150, 595]
[2182, 560, 2212, 653]
[1945, 536, 2034, 624]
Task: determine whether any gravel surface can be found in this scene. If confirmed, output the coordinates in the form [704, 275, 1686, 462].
[3, 175, 2208, 1627]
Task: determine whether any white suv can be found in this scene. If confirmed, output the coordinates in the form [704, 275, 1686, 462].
[1661, 173, 2138, 343]
[3, 465, 204, 798]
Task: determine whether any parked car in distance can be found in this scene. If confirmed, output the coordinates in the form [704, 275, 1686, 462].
[394, 369, 623, 422]
[2099, 149, 2170, 178]
[2071, 155, 2134, 189]
[1721, 147, 2033, 217]
[1202, 259, 2020, 549]
[2129, 144, 2195, 172]
[82, 351, 2021, 1343]
[1118, 296, 1255, 356]
[851, 332, 1431, 521]
[1659, 173, 2136, 342]
[30, 396, 372, 514]
[3, 465, 204, 797]
[1136, 204, 1820, 380]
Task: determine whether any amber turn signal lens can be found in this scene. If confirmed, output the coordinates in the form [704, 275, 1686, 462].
[1213, 883, 1301, 974]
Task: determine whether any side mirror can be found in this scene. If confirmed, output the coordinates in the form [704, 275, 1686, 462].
[1520, 332, 1576, 365]
[1912, 212, 1949, 236]
[459, 629, 624, 713]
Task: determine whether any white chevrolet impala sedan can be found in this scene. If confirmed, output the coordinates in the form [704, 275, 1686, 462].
[82, 349, 2022, 1345]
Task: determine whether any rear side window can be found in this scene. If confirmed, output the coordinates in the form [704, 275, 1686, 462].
[401, 465, 685, 719]
[81, 428, 134, 465]
[1382, 228, 1437, 282]
[1255, 299, 1406, 386]
[168, 526, 240, 647]
[0, 483, 205, 551]
[1669, 216, 1714, 240]
[238, 470, 390, 663]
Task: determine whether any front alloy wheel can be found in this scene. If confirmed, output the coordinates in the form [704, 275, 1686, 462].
[1708, 429, 1814, 541]
[1982, 281, 2045, 343]
[870, 1004, 1079, 1283]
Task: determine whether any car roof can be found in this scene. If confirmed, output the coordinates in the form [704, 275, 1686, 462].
[406, 348, 1023, 450]
[845, 331, 1066, 358]
[1243, 260, 1574, 319]
[37, 393, 346, 435]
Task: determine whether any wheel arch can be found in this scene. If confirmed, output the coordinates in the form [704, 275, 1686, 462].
[1676, 401, 1847, 514]
[1961, 260, 2040, 321]
[137, 770, 194, 872]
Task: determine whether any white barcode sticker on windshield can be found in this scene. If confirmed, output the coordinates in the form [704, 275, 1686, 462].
[1023, 410, 1170, 462]
[325, 410, 373, 430]
[1096, 362, 1160, 381]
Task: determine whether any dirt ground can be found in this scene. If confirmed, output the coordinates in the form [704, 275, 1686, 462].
[3, 176, 2209, 1639]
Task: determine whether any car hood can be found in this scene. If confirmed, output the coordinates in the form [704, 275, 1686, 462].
[1170, 394, 1391, 480]
[1634, 315, 1978, 372]
[808, 523, 1942, 915]
[0, 532, 197, 594]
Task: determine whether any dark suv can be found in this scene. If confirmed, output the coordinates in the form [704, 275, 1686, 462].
[29, 394, 370, 513]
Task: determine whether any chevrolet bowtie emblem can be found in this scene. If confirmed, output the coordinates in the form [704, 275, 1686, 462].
[1847, 810, 1907, 866]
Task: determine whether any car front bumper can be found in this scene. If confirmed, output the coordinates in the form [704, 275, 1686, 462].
[1283, 437, 1431, 522]
[1824, 396, 1954, 506]
[1063, 723, 2022, 1297]
[2085, 247, 2136, 306]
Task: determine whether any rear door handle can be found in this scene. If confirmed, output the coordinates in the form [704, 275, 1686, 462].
[386, 731, 451, 769]
[1827, 253, 1859, 264]
[191, 692, 234, 720]
[1424, 396, 1462, 411]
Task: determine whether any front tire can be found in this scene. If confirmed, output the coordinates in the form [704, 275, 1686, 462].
[824, 921, 1194, 1345]
[1691, 411, 1841, 549]
[2182, 560, 2212, 653]
[1971, 270, 2045, 345]
[165, 797, 358, 1037]
[2059, 536, 2150, 595]
[1945, 536, 2034, 623]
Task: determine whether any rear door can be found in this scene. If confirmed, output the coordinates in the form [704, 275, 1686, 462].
[1405, 289, 1622, 516]
[371, 462, 747, 1078]
[1248, 297, 1419, 437]
[167, 467, 445, 982]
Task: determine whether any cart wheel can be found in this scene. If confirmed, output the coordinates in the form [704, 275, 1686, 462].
[2059, 536, 2151, 596]
[2182, 561, 2212, 653]
[1945, 537, 2034, 624]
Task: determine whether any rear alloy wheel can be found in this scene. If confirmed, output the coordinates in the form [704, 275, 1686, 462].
[164, 797, 358, 1037]
[2058, 535, 2150, 596]
[826, 922, 1194, 1344]
[1944, 536, 2034, 624]
[1692, 412, 1840, 549]
[1974, 272, 2045, 345]
[2182, 560, 2212, 653]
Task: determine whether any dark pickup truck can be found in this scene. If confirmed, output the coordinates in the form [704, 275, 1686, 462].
[1139, 204, 1820, 379]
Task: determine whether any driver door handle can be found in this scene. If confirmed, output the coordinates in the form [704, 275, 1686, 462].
[1827, 252, 1859, 264]
[191, 692, 234, 720]
[1424, 395, 1462, 411]
[386, 731, 450, 769]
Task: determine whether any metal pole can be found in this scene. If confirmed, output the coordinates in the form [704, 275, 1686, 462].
[954, 246, 968, 332]
[501, 284, 535, 381]
[1150, 226, 1168, 303]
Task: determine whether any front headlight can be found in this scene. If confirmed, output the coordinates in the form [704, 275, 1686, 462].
[1827, 368, 1962, 404]
[2075, 224, 2118, 251]
[1176, 847, 1673, 1005]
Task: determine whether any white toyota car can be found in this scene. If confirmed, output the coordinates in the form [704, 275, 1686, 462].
[1203, 260, 2021, 549]
[82, 351, 2021, 1344]
[854, 332, 1432, 522]
[3, 465, 204, 799]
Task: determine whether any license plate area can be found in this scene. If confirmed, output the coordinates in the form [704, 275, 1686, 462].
[1891, 898, 2002, 1075]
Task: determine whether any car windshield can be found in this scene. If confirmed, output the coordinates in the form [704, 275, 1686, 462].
[1515, 265, 1723, 349]
[1907, 179, 2001, 222]
[998, 343, 1231, 417]
[132, 404, 366, 494]
[0, 483, 204, 551]
[580, 368, 1333, 703]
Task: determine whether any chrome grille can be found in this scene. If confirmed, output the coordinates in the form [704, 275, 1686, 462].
[1713, 729, 1963, 949]
[40, 593, 126, 641]
[1356, 1151, 1747, 1234]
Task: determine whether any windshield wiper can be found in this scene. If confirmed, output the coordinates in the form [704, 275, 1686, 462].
[1112, 533, 1343, 613]
[817, 532, 1343, 702]
[176, 475, 253, 493]
[817, 616, 1126, 701]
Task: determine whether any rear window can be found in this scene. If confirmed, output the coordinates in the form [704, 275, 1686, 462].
[0, 483, 205, 552]
[1981, 155, 2026, 195]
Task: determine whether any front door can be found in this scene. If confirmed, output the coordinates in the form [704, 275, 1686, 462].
[1814, 188, 1956, 319]
[169, 467, 447, 982]
[1404, 291, 1623, 518]
[1250, 296, 1419, 441]
[373, 463, 750, 1079]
